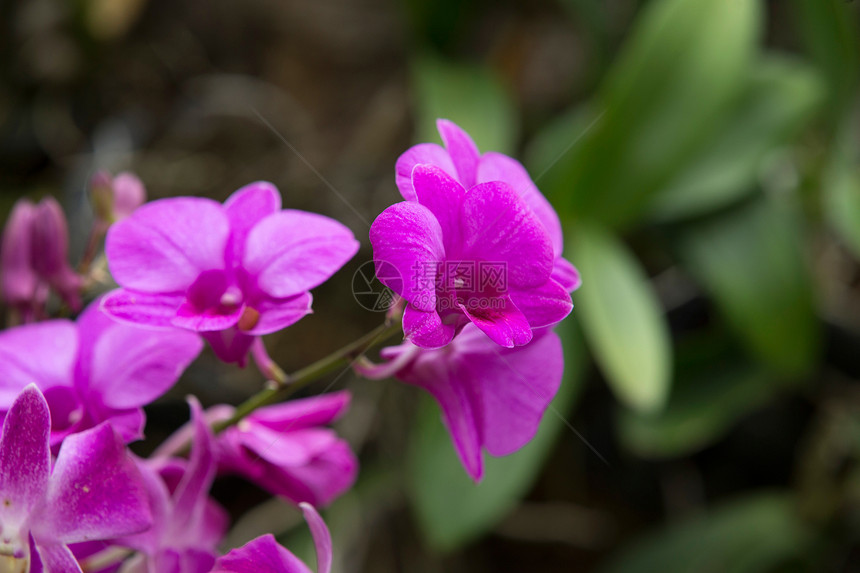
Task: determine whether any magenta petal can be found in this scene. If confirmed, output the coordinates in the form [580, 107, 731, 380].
[459, 327, 563, 456]
[244, 292, 312, 336]
[437, 119, 480, 189]
[31, 422, 151, 544]
[276, 440, 358, 507]
[100, 289, 183, 329]
[173, 303, 243, 332]
[552, 257, 582, 293]
[405, 355, 483, 481]
[244, 211, 359, 299]
[301, 503, 333, 573]
[250, 392, 350, 431]
[402, 306, 455, 349]
[0, 321, 77, 404]
[1, 200, 38, 305]
[477, 152, 564, 255]
[171, 398, 216, 534]
[86, 315, 202, 410]
[34, 542, 81, 573]
[411, 165, 467, 251]
[459, 295, 533, 348]
[234, 426, 326, 466]
[223, 182, 282, 264]
[395, 143, 456, 201]
[214, 534, 312, 573]
[369, 202, 444, 312]
[461, 181, 554, 289]
[508, 279, 573, 329]
[202, 328, 256, 365]
[0, 385, 51, 529]
[106, 197, 230, 293]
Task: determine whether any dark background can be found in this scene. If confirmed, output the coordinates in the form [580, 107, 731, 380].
[1, 0, 860, 571]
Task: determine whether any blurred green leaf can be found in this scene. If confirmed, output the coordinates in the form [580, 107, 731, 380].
[412, 54, 517, 155]
[408, 322, 585, 552]
[791, 0, 859, 117]
[649, 56, 825, 221]
[539, 0, 761, 228]
[824, 161, 860, 261]
[570, 225, 671, 413]
[599, 493, 812, 573]
[617, 355, 779, 458]
[679, 198, 818, 376]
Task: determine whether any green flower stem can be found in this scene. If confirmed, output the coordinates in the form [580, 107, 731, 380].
[170, 320, 403, 459]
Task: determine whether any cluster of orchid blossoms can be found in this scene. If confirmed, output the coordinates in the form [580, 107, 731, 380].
[0, 120, 579, 572]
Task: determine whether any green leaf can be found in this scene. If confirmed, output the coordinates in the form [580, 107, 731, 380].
[599, 493, 812, 573]
[790, 0, 859, 118]
[617, 348, 780, 458]
[649, 56, 826, 221]
[411, 54, 517, 155]
[824, 162, 860, 261]
[408, 321, 586, 552]
[540, 0, 761, 228]
[679, 198, 819, 376]
[569, 225, 671, 413]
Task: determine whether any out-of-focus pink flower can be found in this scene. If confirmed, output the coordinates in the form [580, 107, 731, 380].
[102, 182, 359, 365]
[120, 398, 229, 573]
[89, 170, 146, 228]
[0, 298, 202, 446]
[395, 119, 581, 293]
[0, 385, 151, 572]
[157, 392, 357, 508]
[212, 503, 331, 573]
[1, 197, 82, 318]
[360, 324, 564, 482]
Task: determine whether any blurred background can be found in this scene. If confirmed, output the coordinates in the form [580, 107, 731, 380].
[2, 0, 860, 570]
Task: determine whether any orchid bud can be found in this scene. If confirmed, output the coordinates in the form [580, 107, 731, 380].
[89, 170, 146, 227]
[30, 197, 82, 310]
[1, 199, 39, 309]
[111, 171, 146, 221]
[88, 169, 114, 223]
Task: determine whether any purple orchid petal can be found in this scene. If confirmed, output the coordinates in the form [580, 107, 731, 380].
[404, 353, 484, 481]
[411, 165, 466, 251]
[34, 542, 81, 573]
[458, 327, 563, 456]
[105, 197, 230, 293]
[477, 152, 564, 256]
[201, 328, 257, 365]
[300, 503, 332, 573]
[551, 257, 582, 293]
[172, 270, 243, 332]
[395, 143, 456, 201]
[223, 182, 282, 265]
[171, 398, 216, 535]
[213, 534, 313, 573]
[100, 289, 183, 329]
[402, 306, 455, 349]
[243, 292, 312, 336]
[461, 181, 553, 289]
[508, 279, 573, 329]
[244, 210, 359, 299]
[30, 421, 151, 545]
[0, 385, 51, 531]
[0, 321, 77, 403]
[101, 408, 146, 444]
[459, 295, 533, 348]
[249, 392, 350, 431]
[437, 119, 480, 189]
[238, 427, 338, 467]
[369, 202, 445, 312]
[1, 200, 39, 306]
[83, 311, 202, 410]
